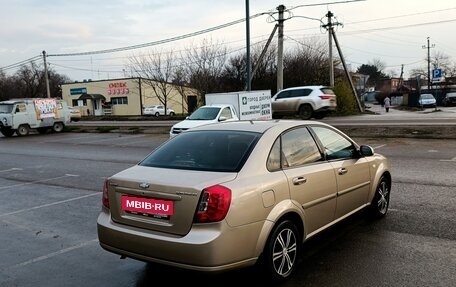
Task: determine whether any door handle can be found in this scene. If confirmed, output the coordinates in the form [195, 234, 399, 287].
[292, 177, 307, 185]
[338, 168, 348, 175]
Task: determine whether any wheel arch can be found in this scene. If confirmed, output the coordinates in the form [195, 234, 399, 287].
[369, 168, 392, 202]
[254, 202, 305, 259]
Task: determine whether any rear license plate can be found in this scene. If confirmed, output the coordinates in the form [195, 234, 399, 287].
[121, 196, 174, 216]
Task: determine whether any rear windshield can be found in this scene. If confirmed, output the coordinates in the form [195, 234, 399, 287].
[320, 88, 335, 95]
[139, 130, 260, 172]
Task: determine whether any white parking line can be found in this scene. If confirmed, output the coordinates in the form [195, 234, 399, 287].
[373, 144, 387, 149]
[0, 192, 99, 217]
[0, 168, 23, 173]
[0, 174, 79, 192]
[440, 156, 456, 162]
[8, 239, 99, 269]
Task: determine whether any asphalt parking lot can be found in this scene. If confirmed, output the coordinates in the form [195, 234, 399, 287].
[0, 132, 455, 287]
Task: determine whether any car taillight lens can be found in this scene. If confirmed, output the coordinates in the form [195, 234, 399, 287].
[102, 179, 110, 208]
[194, 185, 231, 223]
[319, 95, 331, 100]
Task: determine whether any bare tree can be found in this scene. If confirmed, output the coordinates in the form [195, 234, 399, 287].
[0, 63, 70, 100]
[128, 49, 175, 114]
[368, 58, 386, 73]
[410, 50, 455, 80]
[180, 38, 227, 106]
[283, 37, 329, 89]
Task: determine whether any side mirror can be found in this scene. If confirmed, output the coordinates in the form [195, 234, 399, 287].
[359, 145, 374, 157]
[218, 116, 227, 122]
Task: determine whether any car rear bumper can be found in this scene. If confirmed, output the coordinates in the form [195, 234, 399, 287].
[97, 210, 263, 272]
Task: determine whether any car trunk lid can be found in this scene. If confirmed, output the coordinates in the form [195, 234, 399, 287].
[107, 165, 237, 236]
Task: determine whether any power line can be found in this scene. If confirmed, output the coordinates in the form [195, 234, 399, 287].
[47, 12, 268, 57]
[0, 55, 41, 71]
[288, 0, 366, 10]
[345, 7, 456, 25]
[341, 18, 456, 35]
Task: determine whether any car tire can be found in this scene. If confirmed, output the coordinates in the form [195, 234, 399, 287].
[52, 122, 64, 133]
[262, 219, 301, 283]
[169, 112, 175, 117]
[298, 105, 313, 120]
[370, 175, 390, 219]
[155, 112, 160, 117]
[16, 125, 30, 136]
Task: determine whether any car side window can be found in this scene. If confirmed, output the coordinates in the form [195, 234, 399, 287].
[15, 104, 26, 113]
[275, 91, 290, 99]
[311, 126, 356, 160]
[281, 127, 322, 168]
[220, 107, 233, 119]
[267, 138, 281, 171]
[290, 89, 312, 98]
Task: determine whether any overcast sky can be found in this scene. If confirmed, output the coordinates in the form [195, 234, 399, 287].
[1, 0, 455, 82]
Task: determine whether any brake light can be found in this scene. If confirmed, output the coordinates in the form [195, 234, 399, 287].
[194, 185, 231, 223]
[102, 179, 110, 208]
[319, 95, 331, 100]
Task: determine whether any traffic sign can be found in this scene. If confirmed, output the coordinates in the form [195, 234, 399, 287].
[432, 69, 442, 79]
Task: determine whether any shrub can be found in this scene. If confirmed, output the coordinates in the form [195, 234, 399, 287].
[333, 80, 359, 116]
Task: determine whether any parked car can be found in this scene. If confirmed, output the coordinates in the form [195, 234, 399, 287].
[68, 107, 81, 122]
[442, 92, 456, 106]
[271, 86, 337, 120]
[143, 105, 175, 117]
[97, 120, 391, 283]
[418, 93, 437, 109]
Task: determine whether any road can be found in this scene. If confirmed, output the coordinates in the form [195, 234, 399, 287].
[0, 132, 455, 287]
[66, 105, 456, 127]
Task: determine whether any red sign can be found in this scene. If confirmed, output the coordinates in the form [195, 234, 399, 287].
[107, 82, 129, 95]
[121, 196, 174, 215]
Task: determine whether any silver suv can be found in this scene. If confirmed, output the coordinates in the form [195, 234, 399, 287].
[271, 85, 337, 119]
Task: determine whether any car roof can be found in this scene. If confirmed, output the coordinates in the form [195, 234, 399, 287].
[188, 119, 334, 134]
[201, 104, 232, 108]
[280, 85, 328, 91]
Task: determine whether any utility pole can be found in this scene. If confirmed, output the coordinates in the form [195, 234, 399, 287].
[245, 0, 251, 91]
[422, 37, 435, 90]
[276, 5, 285, 92]
[42, 50, 51, 98]
[322, 11, 362, 112]
[326, 11, 334, 87]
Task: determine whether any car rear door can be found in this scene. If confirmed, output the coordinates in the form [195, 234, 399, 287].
[278, 127, 337, 235]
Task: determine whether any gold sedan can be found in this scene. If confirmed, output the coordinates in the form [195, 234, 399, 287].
[97, 120, 391, 283]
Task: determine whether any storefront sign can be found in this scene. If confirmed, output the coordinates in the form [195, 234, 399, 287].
[70, 88, 87, 95]
[107, 82, 129, 95]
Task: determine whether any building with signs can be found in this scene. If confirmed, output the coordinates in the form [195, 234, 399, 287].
[61, 77, 197, 116]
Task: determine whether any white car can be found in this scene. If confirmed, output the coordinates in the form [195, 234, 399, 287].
[418, 94, 436, 109]
[271, 85, 337, 120]
[143, 105, 175, 117]
[169, 104, 238, 138]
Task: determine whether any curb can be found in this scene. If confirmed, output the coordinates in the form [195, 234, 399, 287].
[66, 124, 456, 139]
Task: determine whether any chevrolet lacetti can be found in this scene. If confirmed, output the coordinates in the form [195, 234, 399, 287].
[97, 120, 391, 282]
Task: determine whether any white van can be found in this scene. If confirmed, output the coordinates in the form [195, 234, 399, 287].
[0, 98, 71, 137]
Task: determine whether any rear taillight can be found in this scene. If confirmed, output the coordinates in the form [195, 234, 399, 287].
[319, 95, 331, 100]
[102, 178, 110, 208]
[194, 185, 231, 223]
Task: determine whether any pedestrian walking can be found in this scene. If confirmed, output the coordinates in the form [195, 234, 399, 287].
[384, 96, 391, 113]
